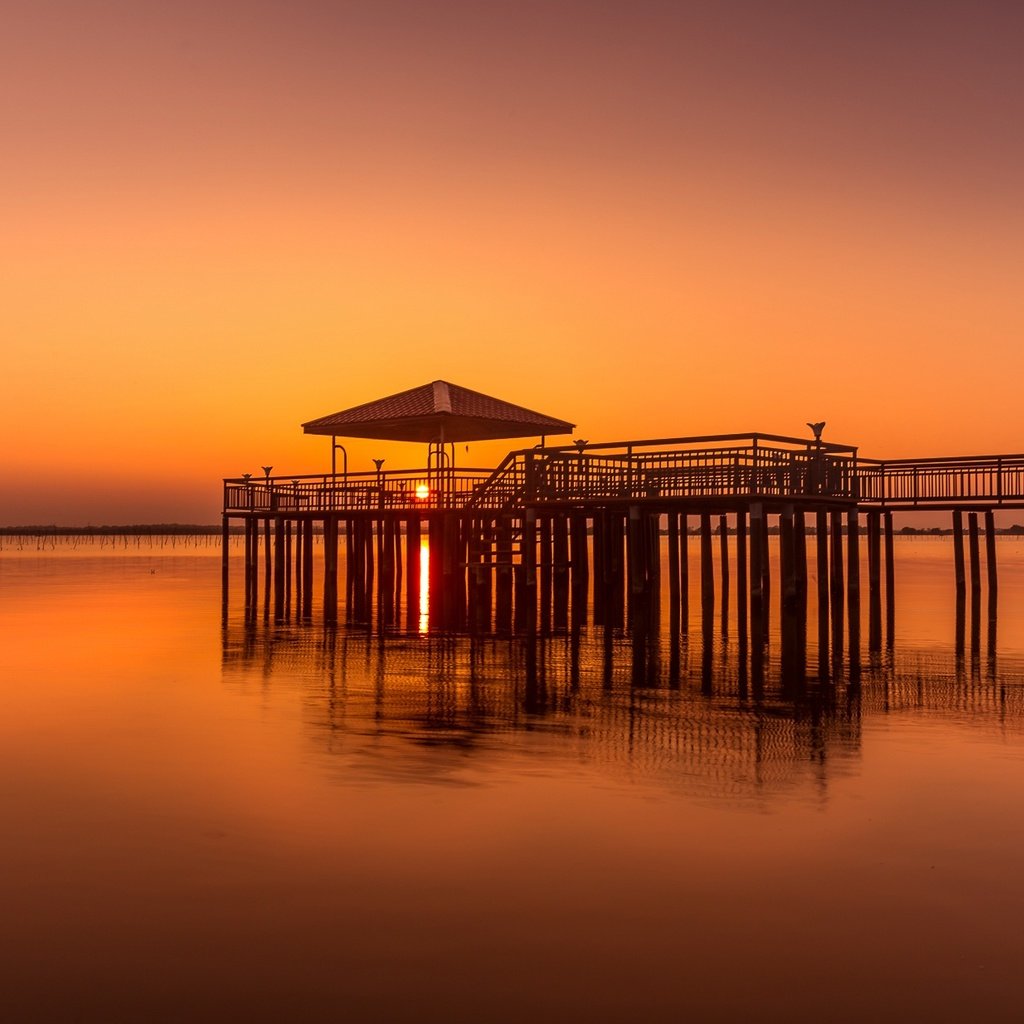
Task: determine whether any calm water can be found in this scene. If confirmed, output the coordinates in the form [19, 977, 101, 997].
[2, 536, 1024, 1022]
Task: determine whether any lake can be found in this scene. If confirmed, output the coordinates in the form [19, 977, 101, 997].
[2, 535, 1023, 1022]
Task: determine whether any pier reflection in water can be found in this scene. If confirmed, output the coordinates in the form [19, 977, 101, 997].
[222, 619, 1024, 804]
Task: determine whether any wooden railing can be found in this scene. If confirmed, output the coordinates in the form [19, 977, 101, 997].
[857, 455, 1024, 507]
[223, 468, 496, 514]
[223, 439, 1024, 515]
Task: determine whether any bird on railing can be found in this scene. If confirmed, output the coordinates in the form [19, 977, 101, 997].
[807, 421, 826, 442]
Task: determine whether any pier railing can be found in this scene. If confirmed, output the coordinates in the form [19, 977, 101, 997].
[223, 440, 1024, 516]
[857, 454, 1024, 507]
[223, 468, 496, 514]
[469, 434, 861, 509]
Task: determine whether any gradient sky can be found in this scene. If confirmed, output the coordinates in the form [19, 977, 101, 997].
[3, 0, 1022, 523]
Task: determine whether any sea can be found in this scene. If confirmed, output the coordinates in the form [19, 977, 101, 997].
[1, 534, 1023, 1022]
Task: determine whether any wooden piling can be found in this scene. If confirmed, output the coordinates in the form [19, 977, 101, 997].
[570, 513, 589, 630]
[829, 511, 844, 666]
[736, 511, 748, 646]
[273, 516, 285, 622]
[779, 505, 799, 679]
[667, 512, 680, 636]
[523, 508, 538, 634]
[760, 513, 771, 639]
[221, 516, 230, 614]
[884, 511, 895, 647]
[284, 521, 292, 620]
[679, 515, 690, 632]
[952, 509, 966, 598]
[263, 517, 271, 619]
[323, 515, 338, 625]
[719, 514, 730, 636]
[985, 508, 998, 614]
[968, 511, 981, 651]
[592, 513, 606, 627]
[867, 511, 881, 652]
[846, 510, 860, 662]
[700, 513, 714, 634]
[302, 519, 313, 620]
[399, 516, 415, 626]
[749, 503, 764, 650]
[540, 515, 553, 634]
[553, 513, 570, 631]
[495, 515, 513, 633]
[815, 509, 829, 677]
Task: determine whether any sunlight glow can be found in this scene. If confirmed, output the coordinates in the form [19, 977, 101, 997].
[415, 484, 430, 501]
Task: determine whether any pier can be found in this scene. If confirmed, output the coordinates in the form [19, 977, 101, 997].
[221, 382, 1023, 678]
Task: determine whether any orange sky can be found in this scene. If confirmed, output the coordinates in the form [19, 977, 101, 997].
[3, 0, 1022, 524]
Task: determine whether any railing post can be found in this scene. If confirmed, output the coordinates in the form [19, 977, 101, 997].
[997, 456, 1003, 504]
[524, 450, 537, 503]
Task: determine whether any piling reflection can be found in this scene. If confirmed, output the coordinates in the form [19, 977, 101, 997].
[222, 618, 1024, 802]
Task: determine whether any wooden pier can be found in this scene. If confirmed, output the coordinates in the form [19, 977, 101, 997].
[222, 430, 1024, 677]
[221, 383, 1023, 680]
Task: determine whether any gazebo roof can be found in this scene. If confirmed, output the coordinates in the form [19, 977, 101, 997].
[302, 380, 575, 443]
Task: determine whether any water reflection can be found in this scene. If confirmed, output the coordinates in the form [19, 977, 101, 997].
[222, 621, 1024, 804]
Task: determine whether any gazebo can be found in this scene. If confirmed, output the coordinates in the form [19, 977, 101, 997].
[302, 380, 575, 483]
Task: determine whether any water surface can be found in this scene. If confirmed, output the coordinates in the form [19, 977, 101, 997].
[2, 537, 1023, 1022]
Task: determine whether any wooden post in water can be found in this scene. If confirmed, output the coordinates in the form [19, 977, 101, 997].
[700, 513, 714, 637]
[760, 513, 771, 640]
[952, 509, 966, 656]
[679, 514, 690, 633]
[985, 508, 998, 613]
[302, 519, 314, 620]
[846, 510, 860, 664]
[985, 509, 998, 660]
[736, 510, 748, 648]
[592, 513, 606, 627]
[381, 516, 395, 628]
[815, 509, 829, 678]
[539, 515, 553, 634]
[667, 512, 680, 636]
[627, 506, 644, 634]
[829, 511, 844, 668]
[884, 511, 895, 648]
[406, 516, 421, 629]
[570, 513, 589, 630]
[609, 513, 625, 631]
[273, 516, 286, 622]
[749, 503, 764, 650]
[221, 516, 230, 615]
[749, 502, 764, 686]
[952, 509, 966, 598]
[793, 510, 807, 663]
[284, 521, 292, 620]
[263, 518, 272, 620]
[553, 513, 570, 631]
[495, 515, 513, 633]
[968, 511, 982, 652]
[295, 517, 305, 618]
[779, 505, 799, 680]
[322, 515, 338, 625]
[523, 508, 538, 634]
[867, 511, 881, 652]
[719, 514, 730, 636]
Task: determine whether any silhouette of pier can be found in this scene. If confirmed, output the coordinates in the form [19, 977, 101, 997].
[221, 382, 1022, 678]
